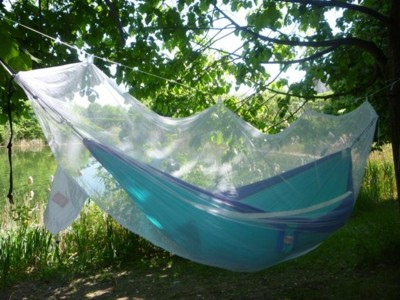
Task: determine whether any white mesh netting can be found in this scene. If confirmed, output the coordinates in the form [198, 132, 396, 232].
[14, 58, 378, 271]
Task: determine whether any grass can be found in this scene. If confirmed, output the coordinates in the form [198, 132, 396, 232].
[358, 144, 396, 207]
[0, 145, 400, 299]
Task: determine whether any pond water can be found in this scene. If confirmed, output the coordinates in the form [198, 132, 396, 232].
[0, 145, 57, 213]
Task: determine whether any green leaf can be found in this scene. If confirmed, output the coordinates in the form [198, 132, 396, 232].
[0, 28, 18, 61]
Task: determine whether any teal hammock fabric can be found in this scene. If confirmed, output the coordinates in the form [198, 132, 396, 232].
[14, 58, 378, 271]
[83, 138, 354, 271]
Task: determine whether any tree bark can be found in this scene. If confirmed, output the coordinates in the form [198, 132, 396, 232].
[388, 0, 400, 202]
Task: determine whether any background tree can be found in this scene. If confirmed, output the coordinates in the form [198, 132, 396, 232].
[1, 0, 399, 197]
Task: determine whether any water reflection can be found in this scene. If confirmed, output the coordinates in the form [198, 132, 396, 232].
[0, 145, 57, 212]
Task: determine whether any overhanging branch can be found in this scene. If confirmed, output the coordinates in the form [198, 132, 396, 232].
[262, 46, 338, 65]
[277, 0, 389, 25]
[103, 0, 126, 47]
[214, 5, 387, 69]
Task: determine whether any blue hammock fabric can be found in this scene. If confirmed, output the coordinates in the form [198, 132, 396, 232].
[83, 138, 354, 271]
[14, 59, 378, 272]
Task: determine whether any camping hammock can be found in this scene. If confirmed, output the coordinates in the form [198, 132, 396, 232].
[14, 57, 377, 272]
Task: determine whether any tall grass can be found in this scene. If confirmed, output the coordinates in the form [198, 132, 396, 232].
[0, 196, 169, 287]
[0, 192, 58, 285]
[0, 145, 398, 287]
[358, 144, 396, 209]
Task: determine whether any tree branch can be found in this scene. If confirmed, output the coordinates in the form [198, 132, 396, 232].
[102, 0, 126, 47]
[198, 42, 336, 67]
[262, 46, 338, 65]
[277, 0, 389, 25]
[214, 5, 387, 69]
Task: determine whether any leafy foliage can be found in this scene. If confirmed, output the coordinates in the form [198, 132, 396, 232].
[0, 1, 393, 120]
[1, 1, 400, 192]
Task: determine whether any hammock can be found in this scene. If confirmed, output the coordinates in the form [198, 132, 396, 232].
[14, 57, 378, 272]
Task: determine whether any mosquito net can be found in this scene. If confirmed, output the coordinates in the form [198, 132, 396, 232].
[14, 57, 378, 271]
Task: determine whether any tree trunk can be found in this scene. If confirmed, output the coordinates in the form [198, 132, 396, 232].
[388, 0, 400, 202]
[390, 89, 400, 201]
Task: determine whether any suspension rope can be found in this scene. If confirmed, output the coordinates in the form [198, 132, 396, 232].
[0, 15, 210, 97]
